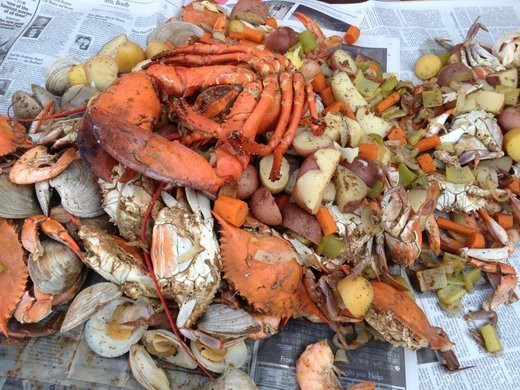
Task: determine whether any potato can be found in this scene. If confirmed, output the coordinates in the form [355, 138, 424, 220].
[329, 49, 357, 75]
[437, 63, 472, 87]
[282, 203, 322, 244]
[250, 187, 282, 225]
[237, 164, 259, 199]
[474, 90, 505, 114]
[98, 34, 129, 57]
[336, 276, 374, 317]
[115, 41, 147, 73]
[265, 27, 298, 54]
[346, 117, 364, 147]
[68, 64, 88, 86]
[292, 130, 334, 156]
[356, 107, 391, 138]
[284, 169, 298, 195]
[259, 154, 290, 194]
[504, 128, 520, 162]
[331, 71, 367, 110]
[414, 54, 442, 80]
[486, 68, 518, 88]
[498, 107, 520, 132]
[84, 55, 119, 91]
[324, 112, 349, 146]
[299, 59, 322, 82]
[146, 40, 171, 59]
[334, 165, 368, 212]
[408, 188, 427, 213]
[341, 158, 380, 187]
[293, 148, 341, 214]
[322, 181, 336, 203]
[230, 0, 269, 25]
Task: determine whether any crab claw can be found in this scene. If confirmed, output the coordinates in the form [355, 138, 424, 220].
[293, 12, 325, 39]
[213, 212, 327, 321]
[0, 115, 29, 157]
[0, 218, 29, 337]
[366, 282, 453, 351]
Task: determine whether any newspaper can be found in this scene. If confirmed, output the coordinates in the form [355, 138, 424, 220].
[0, 0, 519, 389]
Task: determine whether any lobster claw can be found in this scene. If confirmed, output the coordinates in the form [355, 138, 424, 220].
[83, 106, 224, 193]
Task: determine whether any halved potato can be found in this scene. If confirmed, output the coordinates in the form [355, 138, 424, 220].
[331, 71, 367, 110]
[337, 276, 374, 317]
[292, 130, 334, 156]
[98, 34, 129, 57]
[259, 154, 290, 194]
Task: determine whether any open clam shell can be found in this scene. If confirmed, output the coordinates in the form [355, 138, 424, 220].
[146, 21, 204, 47]
[28, 239, 84, 295]
[130, 344, 171, 390]
[204, 368, 258, 390]
[190, 340, 248, 373]
[35, 180, 52, 216]
[31, 84, 57, 108]
[84, 297, 148, 357]
[61, 282, 121, 333]
[61, 85, 99, 111]
[197, 304, 261, 338]
[45, 57, 81, 96]
[142, 329, 197, 369]
[0, 174, 42, 218]
[49, 159, 104, 218]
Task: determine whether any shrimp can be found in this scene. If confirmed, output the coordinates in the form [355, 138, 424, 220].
[296, 340, 341, 390]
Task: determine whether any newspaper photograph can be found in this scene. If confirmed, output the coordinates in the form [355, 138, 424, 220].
[0, 0, 520, 389]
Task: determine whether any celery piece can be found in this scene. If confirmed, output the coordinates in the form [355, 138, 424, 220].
[354, 70, 380, 98]
[381, 77, 398, 93]
[446, 274, 465, 285]
[438, 51, 451, 65]
[288, 42, 302, 52]
[367, 133, 384, 144]
[479, 156, 513, 172]
[480, 324, 503, 353]
[381, 105, 399, 117]
[316, 235, 342, 258]
[439, 299, 462, 314]
[435, 142, 456, 153]
[397, 87, 408, 95]
[416, 267, 448, 292]
[362, 266, 377, 280]
[409, 148, 420, 158]
[407, 129, 427, 146]
[446, 166, 475, 184]
[463, 268, 481, 292]
[395, 81, 413, 91]
[410, 175, 428, 188]
[495, 85, 519, 106]
[422, 89, 443, 108]
[383, 109, 407, 120]
[440, 262, 454, 275]
[366, 88, 382, 101]
[398, 163, 417, 188]
[367, 180, 384, 199]
[298, 30, 317, 54]
[369, 93, 384, 108]
[437, 285, 466, 306]
[442, 252, 467, 274]
[0, 262, 5, 273]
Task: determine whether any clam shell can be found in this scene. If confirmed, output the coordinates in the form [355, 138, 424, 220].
[35, 180, 52, 216]
[190, 340, 248, 373]
[0, 174, 41, 218]
[142, 329, 197, 369]
[130, 344, 171, 390]
[84, 297, 147, 357]
[147, 21, 204, 47]
[61, 282, 121, 333]
[31, 84, 57, 108]
[28, 239, 84, 295]
[204, 368, 258, 390]
[49, 159, 104, 218]
[11, 91, 42, 119]
[45, 57, 81, 96]
[61, 85, 98, 111]
[197, 305, 261, 337]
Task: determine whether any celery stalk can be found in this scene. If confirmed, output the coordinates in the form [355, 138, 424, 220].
[381, 77, 398, 92]
[416, 267, 448, 292]
[316, 235, 342, 258]
[446, 274, 464, 285]
[442, 253, 467, 273]
[422, 89, 443, 108]
[354, 70, 380, 98]
[463, 269, 481, 292]
[407, 129, 426, 146]
[367, 180, 384, 199]
[480, 324, 503, 353]
[298, 30, 317, 54]
[437, 285, 466, 306]
[398, 163, 417, 188]
[446, 166, 475, 184]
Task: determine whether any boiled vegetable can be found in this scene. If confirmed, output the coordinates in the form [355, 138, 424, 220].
[214, 196, 249, 227]
[265, 27, 298, 54]
[334, 165, 369, 212]
[237, 165, 260, 200]
[437, 285, 466, 306]
[498, 107, 520, 132]
[292, 130, 334, 157]
[259, 154, 290, 194]
[474, 90, 505, 114]
[84, 55, 119, 91]
[329, 49, 357, 75]
[282, 203, 322, 244]
[407, 129, 426, 146]
[504, 127, 520, 162]
[341, 158, 380, 187]
[375, 92, 400, 115]
[367, 180, 384, 199]
[68, 65, 88, 86]
[480, 324, 503, 353]
[250, 187, 282, 225]
[415, 267, 448, 292]
[446, 274, 464, 285]
[336, 276, 374, 317]
[415, 54, 442, 80]
[331, 71, 367, 109]
[422, 89, 443, 108]
[463, 269, 481, 292]
[115, 41, 147, 73]
[315, 206, 339, 236]
[398, 163, 417, 188]
[316, 235, 342, 257]
[437, 63, 473, 87]
[442, 252, 466, 274]
[230, 0, 269, 25]
[446, 166, 475, 184]
[145, 40, 171, 59]
[298, 30, 317, 54]
[299, 59, 322, 82]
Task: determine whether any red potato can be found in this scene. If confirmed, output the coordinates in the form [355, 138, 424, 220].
[259, 154, 290, 194]
[498, 107, 520, 132]
[282, 203, 323, 245]
[237, 165, 260, 200]
[250, 187, 282, 225]
[292, 130, 334, 157]
[341, 158, 381, 187]
[334, 165, 368, 213]
[299, 59, 322, 82]
[437, 63, 473, 87]
[265, 27, 298, 54]
[230, 0, 269, 25]
[329, 49, 357, 75]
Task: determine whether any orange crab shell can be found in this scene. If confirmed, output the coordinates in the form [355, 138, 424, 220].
[214, 213, 324, 318]
[0, 115, 29, 157]
[0, 218, 29, 337]
[370, 281, 453, 350]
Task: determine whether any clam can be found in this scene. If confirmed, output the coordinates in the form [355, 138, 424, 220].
[146, 21, 204, 47]
[61, 85, 98, 111]
[61, 282, 121, 333]
[49, 159, 104, 218]
[35, 180, 52, 216]
[45, 57, 81, 96]
[84, 297, 149, 357]
[190, 339, 248, 373]
[142, 329, 197, 369]
[31, 84, 57, 108]
[204, 368, 258, 390]
[129, 344, 171, 390]
[11, 91, 42, 119]
[0, 174, 41, 218]
[197, 304, 261, 338]
[28, 239, 84, 295]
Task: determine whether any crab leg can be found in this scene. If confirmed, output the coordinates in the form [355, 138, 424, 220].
[478, 208, 508, 245]
[202, 88, 240, 118]
[305, 82, 325, 136]
[294, 12, 325, 39]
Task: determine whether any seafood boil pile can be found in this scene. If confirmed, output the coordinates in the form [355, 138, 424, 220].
[1, 0, 520, 387]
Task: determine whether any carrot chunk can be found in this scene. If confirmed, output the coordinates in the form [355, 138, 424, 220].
[414, 135, 441, 152]
[213, 195, 248, 227]
[343, 25, 361, 45]
[312, 73, 327, 93]
[358, 143, 378, 161]
[375, 92, 400, 115]
[495, 214, 513, 230]
[319, 87, 335, 106]
[466, 232, 485, 248]
[416, 153, 436, 173]
[316, 206, 339, 236]
[437, 217, 479, 236]
[386, 127, 406, 144]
